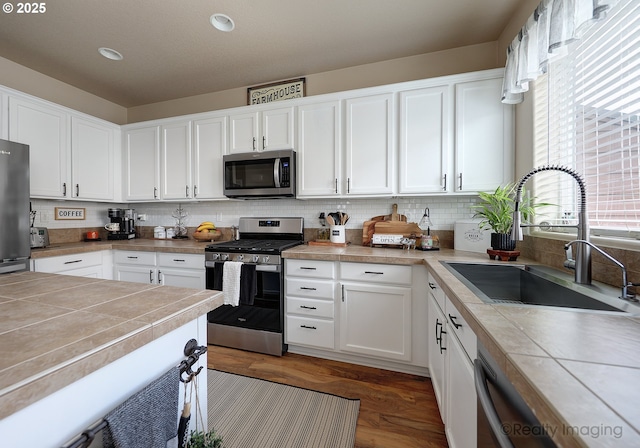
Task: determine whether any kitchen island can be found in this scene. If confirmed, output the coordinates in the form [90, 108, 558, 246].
[283, 244, 640, 448]
[0, 270, 222, 446]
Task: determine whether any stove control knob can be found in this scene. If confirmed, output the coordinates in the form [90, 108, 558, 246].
[212, 253, 220, 260]
[220, 254, 229, 261]
[252, 255, 260, 263]
[237, 254, 244, 261]
[262, 256, 270, 264]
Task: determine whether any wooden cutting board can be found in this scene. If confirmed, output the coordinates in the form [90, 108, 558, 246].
[373, 221, 422, 237]
[362, 204, 408, 245]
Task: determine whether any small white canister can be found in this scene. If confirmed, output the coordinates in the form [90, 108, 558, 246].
[154, 226, 166, 239]
[329, 225, 346, 244]
[165, 227, 176, 239]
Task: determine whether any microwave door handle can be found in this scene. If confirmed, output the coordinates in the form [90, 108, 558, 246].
[274, 158, 281, 187]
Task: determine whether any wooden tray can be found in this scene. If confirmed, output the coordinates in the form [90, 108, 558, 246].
[308, 240, 350, 247]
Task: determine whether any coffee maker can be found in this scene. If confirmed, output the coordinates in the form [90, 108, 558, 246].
[106, 208, 136, 240]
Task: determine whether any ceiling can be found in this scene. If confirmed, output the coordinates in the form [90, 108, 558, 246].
[0, 0, 522, 108]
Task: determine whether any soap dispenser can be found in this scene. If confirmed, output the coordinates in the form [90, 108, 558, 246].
[418, 207, 439, 250]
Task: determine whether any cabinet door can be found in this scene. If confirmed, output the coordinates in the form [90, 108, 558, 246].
[297, 101, 341, 197]
[124, 126, 160, 201]
[9, 97, 69, 198]
[71, 117, 114, 200]
[0, 91, 7, 140]
[340, 282, 411, 361]
[399, 86, 450, 194]
[193, 116, 227, 199]
[446, 332, 477, 448]
[262, 107, 294, 151]
[229, 112, 258, 154]
[115, 265, 156, 284]
[428, 295, 447, 422]
[455, 77, 514, 192]
[158, 268, 205, 289]
[345, 94, 395, 195]
[161, 121, 192, 200]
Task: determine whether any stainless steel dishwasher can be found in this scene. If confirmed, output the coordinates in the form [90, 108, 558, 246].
[475, 341, 557, 447]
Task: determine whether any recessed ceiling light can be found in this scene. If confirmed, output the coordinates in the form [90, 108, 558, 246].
[98, 47, 123, 61]
[210, 13, 235, 32]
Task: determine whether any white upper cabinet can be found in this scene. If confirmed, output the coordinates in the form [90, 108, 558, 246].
[9, 96, 69, 198]
[454, 77, 514, 192]
[71, 116, 114, 200]
[193, 115, 227, 199]
[344, 93, 396, 196]
[8, 95, 117, 201]
[399, 85, 450, 194]
[296, 101, 342, 197]
[0, 91, 7, 140]
[229, 106, 294, 154]
[161, 121, 192, 200]
[124, 126, 161, 201]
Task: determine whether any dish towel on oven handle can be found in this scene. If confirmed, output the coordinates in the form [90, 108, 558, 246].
[240, 263, 257, 306]
[222, 261, 242, 306]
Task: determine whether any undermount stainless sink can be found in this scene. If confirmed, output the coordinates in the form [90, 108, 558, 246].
[442, 262, 640, 315]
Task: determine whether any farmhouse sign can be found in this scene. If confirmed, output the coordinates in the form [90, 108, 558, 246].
[55, 207, 86, 220]
[248, 78, 305, 105]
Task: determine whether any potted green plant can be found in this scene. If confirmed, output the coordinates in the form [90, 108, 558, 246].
[472, 184, 548, 251]
[187, 429, 223, 448]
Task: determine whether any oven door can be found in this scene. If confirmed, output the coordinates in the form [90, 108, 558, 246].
[206, 262, 284, 333]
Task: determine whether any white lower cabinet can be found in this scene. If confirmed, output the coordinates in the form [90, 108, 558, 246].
[114, 250, 204, 289]
[285, 259, 427, 373]
[32, 251, 110, 279]
[428, 271, 477, 448]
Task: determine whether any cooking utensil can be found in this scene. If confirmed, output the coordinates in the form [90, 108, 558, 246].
[326, 214, 335, 226]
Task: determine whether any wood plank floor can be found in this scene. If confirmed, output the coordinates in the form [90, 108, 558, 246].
[207, 345, 448, 448]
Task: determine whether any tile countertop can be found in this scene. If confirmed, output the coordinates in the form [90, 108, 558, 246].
[283, 244, 640, 448]
[0, 271, 223, 421]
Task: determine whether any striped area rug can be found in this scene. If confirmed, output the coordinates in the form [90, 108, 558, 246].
[208, 370, 360, 448]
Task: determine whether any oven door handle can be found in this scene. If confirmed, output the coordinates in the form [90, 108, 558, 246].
[205, 261, 279, 272]
[474, 358, 515, 448]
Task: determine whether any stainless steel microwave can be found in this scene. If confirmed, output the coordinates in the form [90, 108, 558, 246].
[223, 149, 296, 199]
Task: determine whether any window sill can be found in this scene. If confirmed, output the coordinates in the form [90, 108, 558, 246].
[529, 229, 640, 252]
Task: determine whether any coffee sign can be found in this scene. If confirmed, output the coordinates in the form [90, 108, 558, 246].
[248, 78, 305, 105]
[55, 207, 85, 220]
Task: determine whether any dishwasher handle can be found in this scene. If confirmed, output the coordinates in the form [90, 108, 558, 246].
[474, 358, 515, 448]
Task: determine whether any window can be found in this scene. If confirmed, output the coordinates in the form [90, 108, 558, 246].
[533, 0, 640, 238]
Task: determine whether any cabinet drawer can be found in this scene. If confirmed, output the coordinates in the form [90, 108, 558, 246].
[114, 250, 156, 266]
[427, 272, 446, 311]
[286, 259, 335, 279]
[287, 297, 334, 319]
[446, 296, 477, 362]
[286, 278, 334, 300]
[157, 252, 204, 270]
[35, 251, 102, 273]
[340, 262, 411, 285]
[286, 316, 334, 349]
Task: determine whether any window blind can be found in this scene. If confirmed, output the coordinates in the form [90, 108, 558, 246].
[533, 0, 640, 236]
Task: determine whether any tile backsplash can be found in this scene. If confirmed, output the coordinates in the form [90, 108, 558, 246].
[29, 196, 481, 232]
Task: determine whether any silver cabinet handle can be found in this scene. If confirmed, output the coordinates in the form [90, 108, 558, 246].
[149, 270, 153, 284]
[335, 178, 338, 194]
[443, 173, 447, 191]
[158, 270, 163, 284]
[186, 185, 190, 198]
[364, 271, 384, 275]
[62, 182, 67, 197]
[153, 187, 158, 199]
[458, 173, 463, 190]
[341, 284, 345, 302]
[263, 135, 266, 150]
[193, 185, 198, 198]
[76, 184, 79, 197]
[347, 178, 351, 193]
[300, 267, 317, 270]
[252, 137, 256, 151]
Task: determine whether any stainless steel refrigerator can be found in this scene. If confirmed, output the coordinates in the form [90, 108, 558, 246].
[0, 138, 30, 274]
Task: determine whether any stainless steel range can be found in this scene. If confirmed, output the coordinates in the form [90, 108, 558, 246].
[205, 217, 304, 356]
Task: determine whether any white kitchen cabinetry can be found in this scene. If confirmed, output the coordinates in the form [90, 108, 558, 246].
[296, 101, 342, 197]
[0, 91, 7, 140]
[71, 116, 115, 200]
[123, 126, 161, 201]
[33, 251, 109, 279]
[229, 106, 294, 154]
[161, 121, 192, 200]
[339, 262, 412, 361]
[9, 96, 68, 198]
[114, 250, 204, 289]
[193, 115, 227, 199]
[344, 94, 395, 195]
[399, 85, 450, 194]
[9, 95, 117, 201]
[285, 259, 337, 350]
[427, 272, 477, 448]
[454, 77, 513, 192]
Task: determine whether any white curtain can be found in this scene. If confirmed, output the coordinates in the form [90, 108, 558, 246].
[502, 0, 620, 104]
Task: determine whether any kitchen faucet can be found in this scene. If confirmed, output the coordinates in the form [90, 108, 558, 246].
[564, 240, 637, 301]
[510, 165, 591, 284]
